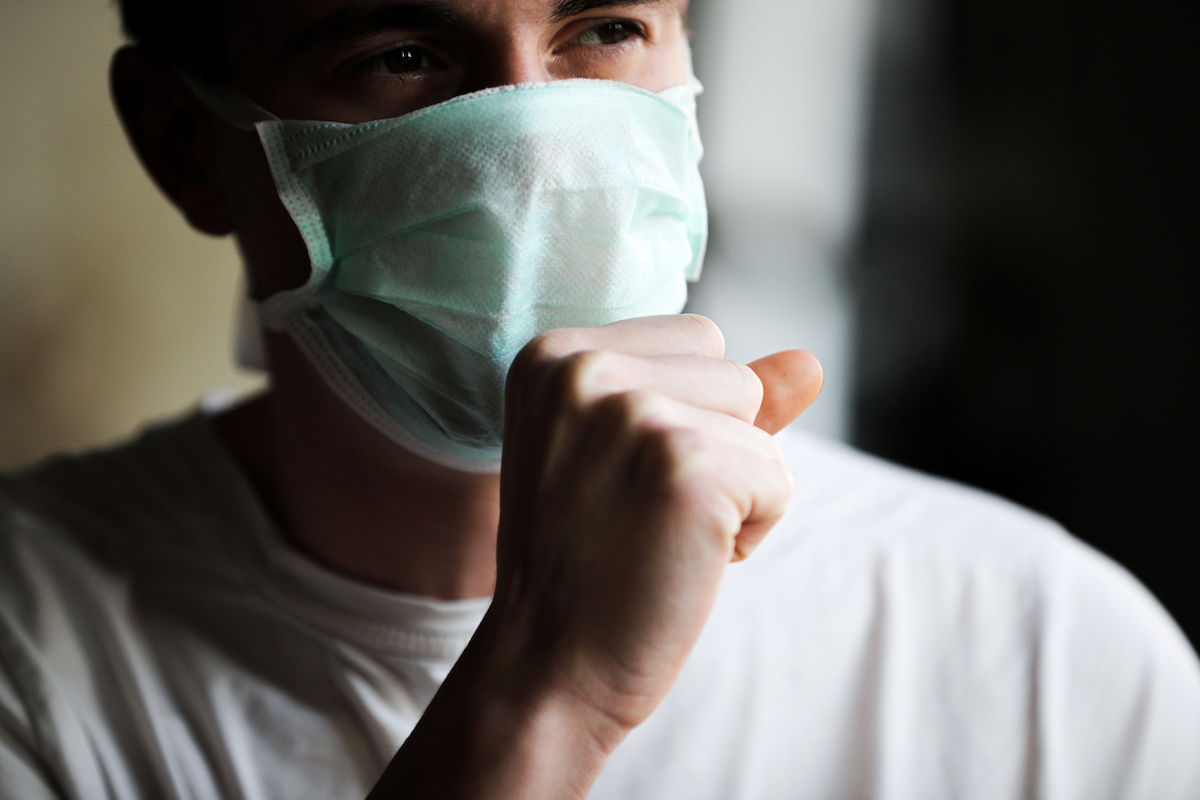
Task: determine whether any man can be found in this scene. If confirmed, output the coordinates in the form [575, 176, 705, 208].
[1, 0, 1197, 798]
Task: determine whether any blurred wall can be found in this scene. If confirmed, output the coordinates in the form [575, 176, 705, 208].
[685, 0, 877, 441]
[0, 0, 262, 470]
[854, 0, 1198, 644]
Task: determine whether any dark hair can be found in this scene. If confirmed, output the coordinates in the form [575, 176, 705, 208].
[115, 0, 227, 82]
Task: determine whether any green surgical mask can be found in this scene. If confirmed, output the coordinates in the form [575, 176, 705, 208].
[191, 76, 707, 472]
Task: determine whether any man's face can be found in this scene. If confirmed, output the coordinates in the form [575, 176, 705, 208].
[220, 0, 689, 123]
[200, 0, 689, 297]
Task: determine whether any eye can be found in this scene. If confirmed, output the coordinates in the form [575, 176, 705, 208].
[571, 21, 645, 47]
[357, 45, 432, 75]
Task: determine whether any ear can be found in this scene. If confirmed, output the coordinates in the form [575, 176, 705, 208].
[109, 46, 234, 236]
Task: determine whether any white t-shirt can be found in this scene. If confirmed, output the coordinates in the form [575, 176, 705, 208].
[1, 413, 1197, 799]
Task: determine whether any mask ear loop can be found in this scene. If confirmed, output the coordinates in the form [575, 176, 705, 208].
[173, 71, 280, 372]
[173, 70, 280, 131]
[233, 287, 267, 372]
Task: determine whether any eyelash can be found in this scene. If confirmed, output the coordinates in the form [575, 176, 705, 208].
[356, 45, 433, 77]
[566, 19, 649, 49]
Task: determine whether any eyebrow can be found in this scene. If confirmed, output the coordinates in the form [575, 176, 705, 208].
[282, 2, 461, 60]
[281, 0, 674, 61]
[549, 0, 671, 23]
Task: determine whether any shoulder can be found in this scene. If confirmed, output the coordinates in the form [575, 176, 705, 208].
[767, 426, 1196, 652]
[767, 426, 1141, 593]
[0, 409, 260, 661]
[0, 411, 264, 799]
[0, 411, 248, 680]
[778, 425, 1068, 551]
[758, 427, 1200, 791]
[1, 411, 256, 568]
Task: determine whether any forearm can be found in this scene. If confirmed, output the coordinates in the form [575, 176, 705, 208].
[367, 609, 625, 800]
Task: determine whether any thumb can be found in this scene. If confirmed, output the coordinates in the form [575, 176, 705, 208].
[747, 350, 823, 434]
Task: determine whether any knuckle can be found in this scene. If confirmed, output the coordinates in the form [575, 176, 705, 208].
[763, 461, 795, 500]
[593, 388, 663, 430]
[510, 329, 601, 404]
[567, 349, 616, 385]
[782, 466, 796, 496]
[681, 313, 725, 359]
[658, 424, 706, 455]
[732, 360, 765, 414]
[635, 424, 711, 486]
[508, 342, 545, 389]
[765, 435, 786, 465]
[546, 350, 615, 405]
[514, 328, 588, 376]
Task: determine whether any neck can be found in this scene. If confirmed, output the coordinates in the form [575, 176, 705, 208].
[214, 333, 501, 600]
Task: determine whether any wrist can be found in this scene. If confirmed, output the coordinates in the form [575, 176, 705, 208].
[463, 601, 633, 761]
[370, 604, 628, 800]
[463, 676, 622, 799]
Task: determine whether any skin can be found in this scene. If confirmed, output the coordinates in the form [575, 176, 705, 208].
[110, 0, 825, 796]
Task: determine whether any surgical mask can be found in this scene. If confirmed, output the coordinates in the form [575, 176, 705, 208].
[187, 72, 707, 473]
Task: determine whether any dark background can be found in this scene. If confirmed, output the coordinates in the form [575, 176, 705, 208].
[854, 0, 1197, 644]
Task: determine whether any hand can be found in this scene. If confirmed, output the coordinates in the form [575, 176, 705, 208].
[371, 314, 822, 800]
[490, 314, 822, 739]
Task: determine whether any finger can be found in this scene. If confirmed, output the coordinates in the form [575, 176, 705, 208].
[748, 350, 824, 435]
[504, 315, 730, 482]
[716, 443, 794, 561]
[565, 352, 763, 426]
[507, 315, 725, 432]
[546, 389, 786, 481]
[596, 313, 725, 358]
[520, 314, 725, 368]
[638, 393, 785, 465]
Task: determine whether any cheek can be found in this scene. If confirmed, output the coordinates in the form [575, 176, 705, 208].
[215, 128, 312, 298]
[636, 24, 689, 93]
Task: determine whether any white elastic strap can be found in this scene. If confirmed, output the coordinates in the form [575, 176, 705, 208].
[233, 286, 267, 372]
[174, 70, 279, 132]
[174, 74, 275, 371]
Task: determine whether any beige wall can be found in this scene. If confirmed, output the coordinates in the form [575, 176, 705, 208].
[0, 0, 263, 470]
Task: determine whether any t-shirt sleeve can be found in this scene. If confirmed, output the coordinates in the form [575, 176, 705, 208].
[0, 725, 62, 800]
[1040, 541, 1200, 799]
[0, 499, 87, 800]
[0, 588, 65, 800]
